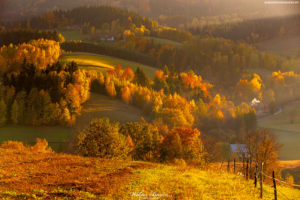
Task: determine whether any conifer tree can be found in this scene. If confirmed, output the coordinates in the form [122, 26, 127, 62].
[11, 100, 19, 126]
[0, 99, 7, 126]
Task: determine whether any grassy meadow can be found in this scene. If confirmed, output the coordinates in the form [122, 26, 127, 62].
[0, 93, 148, 152]
[57, 28, 84, 42]
[76, 93, 149, 130]
[60, 52, 157, 79]
[258, 101, 300, 160]
[143, 36, 183, 47]
[1, 143, 300, 199]
[255, 36, 300, 57]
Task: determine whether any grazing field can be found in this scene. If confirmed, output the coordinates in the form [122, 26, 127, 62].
[0, 93, 148, 152]
[57, 29, 84, 42]
[60, 52, 157, 79]
[1, 144, 300, 199]
[143, 36, 182, 47]
[258, 105, 300, 160]
[0, 126, 71, 152]
[76, 93, 149, 131]
[255, 36, 300, 57]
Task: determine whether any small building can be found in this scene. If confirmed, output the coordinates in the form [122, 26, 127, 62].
[230, 144, 248, 160]
[100, 35, 114, 41]
[251, 98, 269, 113]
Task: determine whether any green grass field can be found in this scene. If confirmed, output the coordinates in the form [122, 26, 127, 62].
[143, 36, 182, 47]
[0, 126, 71, 152]
[258, 104, 300, 160]
[57, 28, 85, 42]
[255, 36, 300, 57]
[0, 93, 148, 152]
[76, 93, 149, 130]
[60, 52, 157, 79]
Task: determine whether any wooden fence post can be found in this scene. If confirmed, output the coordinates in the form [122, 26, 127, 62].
[255, 163, 258, 188]
[273, 171, 277, 200]
[234, 158, 236, 173]
[228, 159, 230, 172]
[243, 158, 245, 177]
[260, 162, 264, 198]
[249, 157, 252, 179]
[246, 158, 249, 180]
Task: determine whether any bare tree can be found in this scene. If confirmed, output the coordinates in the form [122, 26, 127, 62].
[243, 128, 283, 175]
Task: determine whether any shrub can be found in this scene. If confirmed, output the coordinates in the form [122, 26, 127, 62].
[30, 138, 52, 153]
[285, 173, 294, 187]
[1, 141, 25, 151]
[77, 118, 129, 159]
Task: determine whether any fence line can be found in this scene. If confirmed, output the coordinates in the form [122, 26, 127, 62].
[261, 172, 300, 188]
[220, 159, 300, 199]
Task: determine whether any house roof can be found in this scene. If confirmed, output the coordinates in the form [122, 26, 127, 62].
[230, 144, 248, 153]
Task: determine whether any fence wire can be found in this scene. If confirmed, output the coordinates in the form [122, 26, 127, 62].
[220, 161, 300, 200]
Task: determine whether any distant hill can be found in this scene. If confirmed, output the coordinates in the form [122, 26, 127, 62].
[1, 0, 299, 22]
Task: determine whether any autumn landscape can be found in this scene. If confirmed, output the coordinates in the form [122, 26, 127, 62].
[0, 0, 300, 199]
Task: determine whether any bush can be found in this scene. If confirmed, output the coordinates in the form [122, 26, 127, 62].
[77, 118, 129, 159]
[1, 141, 25, 151]
[30, 138, 52, 153]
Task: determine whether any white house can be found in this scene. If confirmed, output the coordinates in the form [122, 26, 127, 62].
[100, 35, 114, 41]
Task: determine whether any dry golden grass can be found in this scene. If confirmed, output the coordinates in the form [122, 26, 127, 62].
[279, 160, 300, 169]
[1, 141, 300, 199]
[0, 140, 155, 199]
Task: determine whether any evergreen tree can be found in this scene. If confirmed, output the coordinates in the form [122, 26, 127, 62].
[163, 65, 169, 76]
[0, 99, 7, 126]
[11, 100, 19, 126]
[169, 132, 183, 161]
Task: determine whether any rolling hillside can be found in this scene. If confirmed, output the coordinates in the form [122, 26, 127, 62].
[60, 52, 157, 79]
[0, 142, 300, 199]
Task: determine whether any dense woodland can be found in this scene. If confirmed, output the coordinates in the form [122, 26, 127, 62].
[158, 14, 300, 43]
[60, 35, 300, 106]
[0, 59, 90, 127]
[0, 29, 65, 47]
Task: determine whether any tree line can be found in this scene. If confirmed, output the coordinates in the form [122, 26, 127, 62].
[77, 117, 205, 165]
[158, 14, 300, 43]
[0, 38, 62, 77]
[0, 29, 65, 47]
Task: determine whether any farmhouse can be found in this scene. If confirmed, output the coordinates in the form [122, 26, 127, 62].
[230, 144, 248, 159]
[251, 98, 269, 113]
[101, 35, 114, 41]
